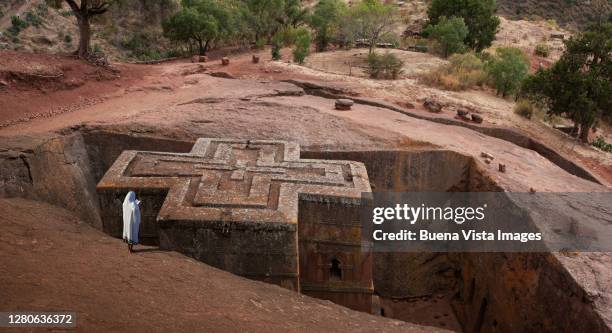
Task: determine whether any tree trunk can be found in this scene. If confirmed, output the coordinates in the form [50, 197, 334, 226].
[579, 123, 590, 143]
[203, 40, 210, 56]
[198, 40, 204, 56]
[571, 122, 580, 137]
[77, 16, 91, 58]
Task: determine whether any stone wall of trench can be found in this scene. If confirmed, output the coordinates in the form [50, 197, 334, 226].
[302, 150, 608, 333]
[0, 130, 608, 332]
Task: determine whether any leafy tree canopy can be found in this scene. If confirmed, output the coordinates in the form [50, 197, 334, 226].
[163, 0, 234, 55]
[427, 0, 500, 51]
[424, 16, 468, 57]
[309, 0, 347, 51]
[486, 47, 529, 97]
[521, 23, 611, 142]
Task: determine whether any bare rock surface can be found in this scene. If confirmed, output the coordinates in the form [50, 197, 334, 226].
[0, 198, 445, 333]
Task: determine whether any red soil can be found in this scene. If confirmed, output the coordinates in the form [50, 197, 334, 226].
[0, 51, 154, 128]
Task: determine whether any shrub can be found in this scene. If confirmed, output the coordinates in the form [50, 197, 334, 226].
[271, 43, 281, 60]
[534, 43, 550, 57]
[35, 2, 49, 16]
[121, 32, 163, 60]
[592, 136, 612, 152]
[422, 52, 487, 90]
[292, 28, 311, 64]
[424, 16, 468, 57]
[270, 31, 283, 60]
[25, 12, 43, 28]
[8, 16, 29, 36]
[486, 47, 529, 97]
[366, 52, 404, 79]
[254, 38, 265, 50]
[514, 99, 534, 119]
[64, 34, 72, 44]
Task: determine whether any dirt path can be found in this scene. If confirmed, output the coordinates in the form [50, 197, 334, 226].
[0, 198, 443, 333]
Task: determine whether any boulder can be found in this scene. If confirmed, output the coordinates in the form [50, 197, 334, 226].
[471, 114, 483, 123]
[423, 98, 442, 113]
[221, 57, 230, 66]
[335, 99, 354, 111]
[252, 55, 260, 64]
[480, 152, 494, 160]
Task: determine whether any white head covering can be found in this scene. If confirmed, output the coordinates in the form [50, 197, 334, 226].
[122, 191, 141, 244]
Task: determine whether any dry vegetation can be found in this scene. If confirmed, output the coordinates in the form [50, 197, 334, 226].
[421, 52, 487, 91]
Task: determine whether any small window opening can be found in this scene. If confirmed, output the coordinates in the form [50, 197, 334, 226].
[330, 258, 342, 280]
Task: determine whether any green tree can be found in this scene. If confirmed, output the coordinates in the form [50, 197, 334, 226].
[521, 23, 611, 142]
[427, 0, 500, 52]
[486, 47, 529, 97]
[292, 27, 311, 64]
[240, 0, 307, 43]
[424, 16, 468, 57]
[163, 0, 234, 55]
[64, 0, 112, 58]
[309, 0, 347, 51]
[344, 0, 397, 54]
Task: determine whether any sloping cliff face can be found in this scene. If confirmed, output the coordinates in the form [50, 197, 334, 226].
[496, 0, 611, 30]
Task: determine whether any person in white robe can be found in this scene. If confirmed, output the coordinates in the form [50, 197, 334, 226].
[122, 191, 141, 253]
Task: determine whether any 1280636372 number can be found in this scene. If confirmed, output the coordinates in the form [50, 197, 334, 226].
[0, 312, 76, 327]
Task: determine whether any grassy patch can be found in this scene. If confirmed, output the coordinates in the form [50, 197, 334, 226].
[421, 52, 487, 90]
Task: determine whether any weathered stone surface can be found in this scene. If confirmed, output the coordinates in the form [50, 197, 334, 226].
[424, 98, 442, 113]
[457, 109, 469, 119]
[335, 99, 354, 110]
[96, 138, 373, 312]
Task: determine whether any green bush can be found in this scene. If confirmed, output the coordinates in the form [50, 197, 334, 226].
[25, 12, 43, 28]
[424, 16, 468, 58]
[271, 43, 281, 60]
[366, 52, 404, 79]
[271, 30, 287, 61]
[486, 47, 529, 97]
[35, 2, 49, 16]
[255, 38, 265, 50]
[8, 15, 29, 36]
[64, 34, 72, 44]
[514, 99, 534, 119]
[422, 52, 487, 90]
[121, 32, 163, 60]
[292, 28, 311, 64]
[534, 43, 550, 57]
[592, 136, 612, 152]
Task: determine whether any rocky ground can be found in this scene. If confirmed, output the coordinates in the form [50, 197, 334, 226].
[0, 198, 443, 333]
[0, 45, 610, 332]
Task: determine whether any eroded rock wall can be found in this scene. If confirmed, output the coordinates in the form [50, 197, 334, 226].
[0, 133, 102, 228]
